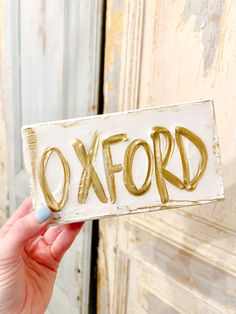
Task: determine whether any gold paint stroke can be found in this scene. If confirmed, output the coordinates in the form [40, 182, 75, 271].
[39, 147, 70, 212]
[24, 128, 37, 201]
[151, 126, 208, 205]
[102, 134, 128, 203]
[175, 126, 208, 191]
[73, 132, 108, 204]
[151, 127, 174, 204]
[124, 139, 153, 196]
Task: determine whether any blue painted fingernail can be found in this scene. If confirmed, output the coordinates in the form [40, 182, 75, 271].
[35, 205, 51, 223]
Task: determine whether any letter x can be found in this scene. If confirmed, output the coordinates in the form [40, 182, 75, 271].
[73, 132, 108, 204]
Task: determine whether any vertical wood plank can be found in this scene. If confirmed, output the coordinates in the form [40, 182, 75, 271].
[20, 0, 65, 124]
[64, 0, 104, 118]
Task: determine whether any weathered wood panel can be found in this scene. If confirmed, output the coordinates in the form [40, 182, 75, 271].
[1, 0, 104, 313]
[98, 0, 236, 313]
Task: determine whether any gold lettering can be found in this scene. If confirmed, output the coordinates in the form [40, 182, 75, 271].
[151, 126, 208, 204]
[73, 132, 108, 204]
[39, 126, 208, 209]
[102, 134, 128, 203]
[175, 127, 208, 191]
[39, 147, 70, 212]
[151, 127, 175, 204]
[124, 139, 153, 195]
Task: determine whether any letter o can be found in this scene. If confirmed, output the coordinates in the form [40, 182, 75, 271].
[39, 147, 70, 212]
[123, 139, 153, 196]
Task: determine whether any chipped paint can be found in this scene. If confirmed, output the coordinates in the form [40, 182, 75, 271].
[98, 0, 236, 314]
[60, 121, 80, 128]
[23, 128, 37, 208]
[98, 1, 236, 313]
[104, 1, 124, 113]
[105, 2, 124, 67]
[181, 0, 226, 73]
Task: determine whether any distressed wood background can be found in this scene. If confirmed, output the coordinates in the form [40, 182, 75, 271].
[1, 0, 236, 313]
[98, 0, 236, 313]
[0, 1, 104, 313]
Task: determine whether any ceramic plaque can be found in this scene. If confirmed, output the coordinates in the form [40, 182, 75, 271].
[22, 100, 224, 224]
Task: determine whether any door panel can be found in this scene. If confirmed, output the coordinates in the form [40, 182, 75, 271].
[0, 1, 7, 223]
[98, 1, 236, 313]
[3, 0, 104, 313]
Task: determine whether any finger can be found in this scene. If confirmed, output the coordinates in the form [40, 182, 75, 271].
[0, 198, 32, 236]
[50, 222, 84, 262]
[3, 205, 51, 256]
[43, 225, 65, 245]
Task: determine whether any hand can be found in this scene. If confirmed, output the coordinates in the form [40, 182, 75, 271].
[0, 198, 83, 314]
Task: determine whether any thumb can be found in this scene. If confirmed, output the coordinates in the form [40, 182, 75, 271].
[4, 205, 51, 255]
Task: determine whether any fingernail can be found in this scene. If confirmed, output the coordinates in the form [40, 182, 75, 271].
[35, 205, 51, 223]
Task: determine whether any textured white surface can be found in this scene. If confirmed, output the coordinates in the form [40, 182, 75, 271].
[22, 100, 224, 224]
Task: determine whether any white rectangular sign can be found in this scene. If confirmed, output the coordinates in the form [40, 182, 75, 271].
[22, 100, 224, 224]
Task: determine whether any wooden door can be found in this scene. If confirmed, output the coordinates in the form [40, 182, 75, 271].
[98, 1, 236, 313]
[1, 1, 104, 313]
